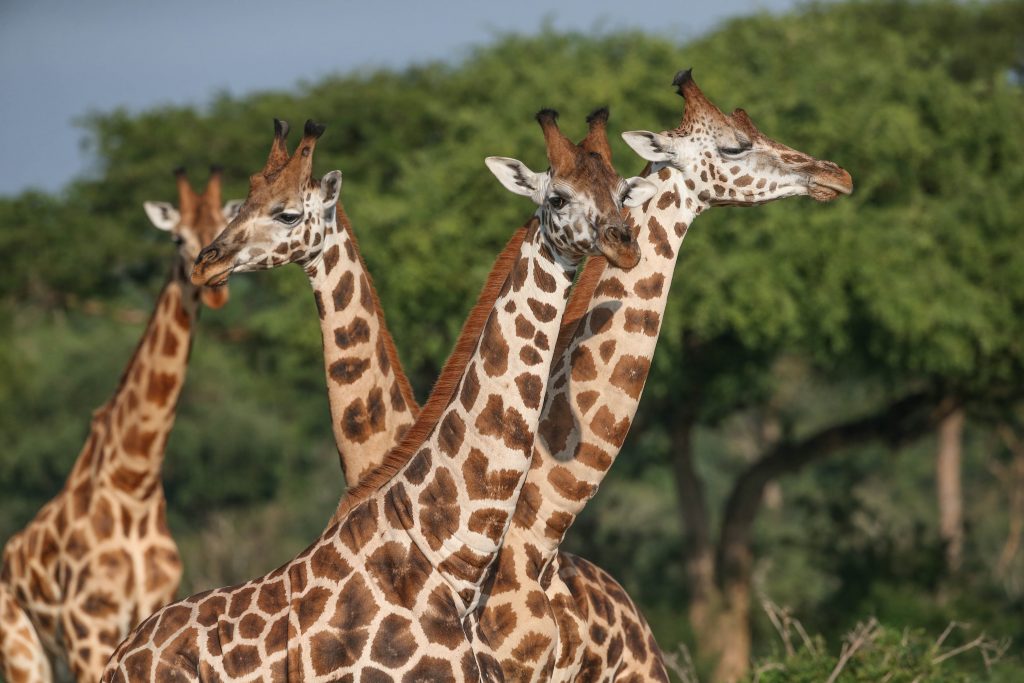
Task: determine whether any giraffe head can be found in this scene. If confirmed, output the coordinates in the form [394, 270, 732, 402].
[190, 119, 341, 285]
[622, 69, 853, 207]
[143, 167, 241, 308]
[485, 108, 657, 268]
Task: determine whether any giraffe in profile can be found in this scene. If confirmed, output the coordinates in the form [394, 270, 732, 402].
[0, 168, 241, 682]
[476, 69, 853, 681]
[103, 113, 654, 681]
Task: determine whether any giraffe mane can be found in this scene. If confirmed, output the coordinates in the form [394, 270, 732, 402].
[553, 256, 608, 359]
[334, 204, 420, 420]
[334, 222, 532, 518]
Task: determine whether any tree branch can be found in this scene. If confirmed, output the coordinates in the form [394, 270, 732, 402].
[715, 390, 952, 587]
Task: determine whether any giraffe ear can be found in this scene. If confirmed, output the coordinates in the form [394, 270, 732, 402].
[222, 200, 245, 223]
[320, 170, 343, 209]
[621, 131, 676, 163]
[485, 157, 546, 203]
[621, 177, 659, 208]
[143, 201, 180, 231]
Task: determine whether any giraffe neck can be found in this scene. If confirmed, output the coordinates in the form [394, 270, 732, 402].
[90, 262, 201, 500]
[375, 222, 577, 612]
[304, 207, 418, 485]
[512, 166, 699, 560]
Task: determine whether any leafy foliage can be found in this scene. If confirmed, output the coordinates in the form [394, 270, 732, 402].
[1, 1, 1022, 678]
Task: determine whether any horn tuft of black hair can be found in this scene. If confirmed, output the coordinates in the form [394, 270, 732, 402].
[173, 166, 187, 177]
[304, 120, 327, 139]
[209, 164, 223, 175]
[535, 108, 559, 125]
[586, 107, 610, 125]
[273, 118, 290, 139]
[673, 68, 693, 96]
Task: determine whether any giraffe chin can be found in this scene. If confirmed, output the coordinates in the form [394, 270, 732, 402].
[200, 285, 229, 309]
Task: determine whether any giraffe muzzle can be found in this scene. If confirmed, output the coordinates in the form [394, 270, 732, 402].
[597, 223, 641, 269]
[191, 244, 231, 286]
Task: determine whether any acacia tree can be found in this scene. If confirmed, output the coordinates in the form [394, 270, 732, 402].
[648, 1, 1024, 679]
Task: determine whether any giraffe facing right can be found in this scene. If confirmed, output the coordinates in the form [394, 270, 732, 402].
[477, 69, 853, 681]
[103, 112, 654, 681]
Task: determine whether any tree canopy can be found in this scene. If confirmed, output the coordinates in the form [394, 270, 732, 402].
[2, 1, 1022, 679]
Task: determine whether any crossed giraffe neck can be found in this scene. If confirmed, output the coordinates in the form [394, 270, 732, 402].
[0, 168, 233, 683]
[104, 111, 642, 681]
[477, 70, 852, 681]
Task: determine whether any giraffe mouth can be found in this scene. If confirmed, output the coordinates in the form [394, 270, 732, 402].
[597, 224, 641, 269]
[808, 168, 854, 202]
[201, 283, 230, 309]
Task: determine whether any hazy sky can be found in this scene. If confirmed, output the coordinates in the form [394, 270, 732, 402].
[0, 0, 796, 196]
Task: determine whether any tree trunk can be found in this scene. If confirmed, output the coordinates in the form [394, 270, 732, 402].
[995, 423, 1024, 580]
[670, 413, 716, 639]
[936, 407, 965, 573]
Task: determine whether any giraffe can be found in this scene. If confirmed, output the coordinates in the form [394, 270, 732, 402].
[102, 112, 655, 681]
[0, 168, 241, 683]
[475, 69, 854, 681]
[192, 119, 420, 487]
[192, 114, 671, 681]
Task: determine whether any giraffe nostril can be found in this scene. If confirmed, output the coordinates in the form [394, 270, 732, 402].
[196, 245, 220, 266]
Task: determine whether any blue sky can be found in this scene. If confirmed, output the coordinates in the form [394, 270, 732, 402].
[0, 0, 796, 196]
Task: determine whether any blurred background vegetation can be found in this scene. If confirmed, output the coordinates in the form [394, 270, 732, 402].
[2, 1, 1023, 680]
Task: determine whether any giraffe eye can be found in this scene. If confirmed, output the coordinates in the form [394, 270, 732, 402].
[548, 195, 567, 210]
[276, 212, 302, 225]
[719, 146, 747, 156]
[172, 235, 184, 245]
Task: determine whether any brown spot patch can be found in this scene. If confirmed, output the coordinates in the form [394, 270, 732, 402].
[589, 405, 631, 447]
[322, 244, 340, 274]
[594, 277, 626, 299]
[463, 448, 522, 501]
[417, 469, 460, 548]
[609, 354, 651, 400]
[338, 499, 379, 554]
[479, 603, 517, 649]
[329, 357, 371, 385]
[548, 466, 594, 501]
[145, 370, 177, 406]
[370, 614, 416, 668]
[623, 307, 660, 337]
[437, 411, 466, 457]
[418, 586, 464, 649]
[459, 362, 480, 410]
[646, 216, 674, 259]
[633, 273, 665, 300]
[480, 314, 509, 378]
[515, 372, 543, 409]
[576, 390, 599, 414]
[334, 318, 371, 349]
[467, 506, 509, 541]
[333, 271, 355, 312]
[528, 298, 557, 323]
[539, 392, 575, 456]
[571, 345, 598, 382]
[475, 394, 533, 456]
[514, 314, 536, 340]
